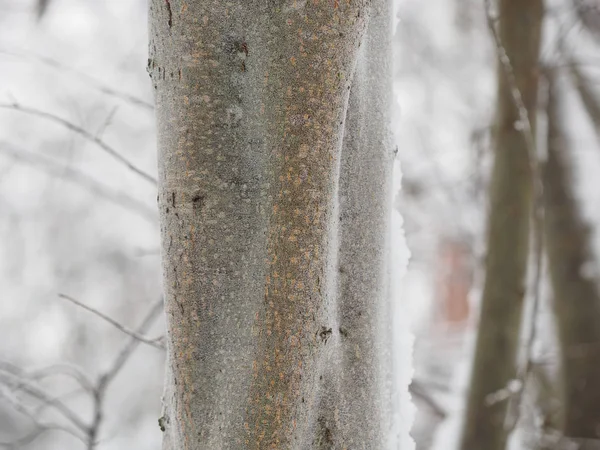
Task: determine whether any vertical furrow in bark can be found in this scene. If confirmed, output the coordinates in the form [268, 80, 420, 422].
[459, 0, 543, 449]
[246, 3, 369, 449]
[317, 0, 395, 448]
[543, 74, 600, 444]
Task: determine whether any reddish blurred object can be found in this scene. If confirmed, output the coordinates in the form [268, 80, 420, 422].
[433, 237, 474, 330]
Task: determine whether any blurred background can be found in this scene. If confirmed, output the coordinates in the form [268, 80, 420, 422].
[1, 0, 599, 449]
[0, 1, 163, 449]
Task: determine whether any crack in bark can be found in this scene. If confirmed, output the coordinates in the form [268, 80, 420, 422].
[164, 0, 172, 28]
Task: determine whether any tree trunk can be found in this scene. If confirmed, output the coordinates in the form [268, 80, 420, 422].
[316, 0, 395, 447]
[459, 1, 543, 449]
[148, 1, 396, 449]
[543, 73, 600, 446]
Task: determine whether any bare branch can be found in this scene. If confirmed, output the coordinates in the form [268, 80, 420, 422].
[409, 380, 447, 419]
[31, 387, 88, 420]
[0, 359, 95, 393]
[0, 385, 87, 448]
[95, 106, 119, 140]
[0, 295, 164, 449]
[30, 365, 94, 392]
[86, 298, 165, 449]
[567, 55, 600, 140]
[0, 102, 156, 185]
[0, 371, 89, 434]
[0, 141, 158, 223]
[101, 297, 165, 386]
[59, 293, 165, 350]
[0, 49, 154, 111]
[0, 421, 83, 449]
[573, 0, 600, 42]
[1, 427, 46, 449]
[484, 0, 538, 160]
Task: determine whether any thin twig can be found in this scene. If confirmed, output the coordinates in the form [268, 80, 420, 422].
[102, 298, 165, 385]
[31, 387, 88, 420]
[0, 427, 47, 449]
[59, 294, 165, 350]
[0, 371, 89, 433]
[95, 106, 119, 140]
[0, 141, 158, 223]
[86, 298, 164, 449]
[0, 298, 164, 449]
[409, 380, 447, 419]
[0, 385, 87, 449]
[0, 102, 156, 185]
[29, 364, 95, 392]
[0, 385, 86, 444]
[484, 0, 545, 432]
[0, 49, 154, 111]
[0, 359, 95, 393]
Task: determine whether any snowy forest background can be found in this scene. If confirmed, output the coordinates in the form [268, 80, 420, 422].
[1, 0, 600, 449]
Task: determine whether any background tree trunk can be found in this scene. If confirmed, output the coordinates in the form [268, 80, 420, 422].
[148, 1, 390, 449]
[459, 0, 543, 449]
[543, 73, 600, 447]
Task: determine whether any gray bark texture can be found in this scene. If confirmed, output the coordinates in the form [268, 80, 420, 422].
[543, 74, 600, 444]
[459, 0, 543, 449]
[318, 0, 395, 448]
[148, 1, 396, 449]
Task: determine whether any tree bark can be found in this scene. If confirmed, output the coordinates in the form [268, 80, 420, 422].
[459, 0, 543, 449]
[148, 1, 395, 449]
[317, 0, 395, 447]
[543, 73, 600, 445]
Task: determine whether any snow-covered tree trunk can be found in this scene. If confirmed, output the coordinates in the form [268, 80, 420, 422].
[317, 0, 395, 447]
[459, 0, 543, 449]
[148, 1, 398, 448]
